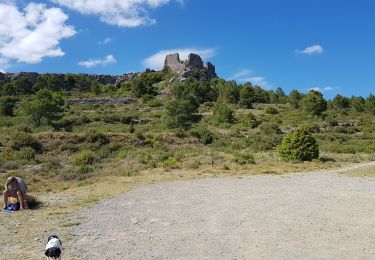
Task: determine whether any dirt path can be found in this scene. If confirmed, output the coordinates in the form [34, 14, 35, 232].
[69, 162, 375, 259]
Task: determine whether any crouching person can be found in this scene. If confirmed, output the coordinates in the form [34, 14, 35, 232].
[3, 176, 28, 210]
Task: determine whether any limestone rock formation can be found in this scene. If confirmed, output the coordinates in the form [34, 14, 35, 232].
[163, 53, 217, 82]
[163, 53, 186, 73]
[0, 53, 218, 89]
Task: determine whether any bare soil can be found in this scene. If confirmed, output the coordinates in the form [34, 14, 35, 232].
[68, 162, 375, 259]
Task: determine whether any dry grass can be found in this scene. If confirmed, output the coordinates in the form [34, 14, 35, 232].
[1, 154, 374, 258]
[346, 166, 375, 177]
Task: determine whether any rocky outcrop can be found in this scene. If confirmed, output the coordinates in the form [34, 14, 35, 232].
[0, 54, 218, 88]
[163, 54, 186, 73]
[163, 53, 217, 82]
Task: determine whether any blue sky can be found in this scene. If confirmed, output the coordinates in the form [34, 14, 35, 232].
[1, 0, 375, 98]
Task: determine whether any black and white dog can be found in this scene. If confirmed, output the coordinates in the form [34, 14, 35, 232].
[45, 235, 62, 259]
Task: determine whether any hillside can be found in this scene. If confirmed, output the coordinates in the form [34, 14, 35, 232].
[0, 53, 375, 193]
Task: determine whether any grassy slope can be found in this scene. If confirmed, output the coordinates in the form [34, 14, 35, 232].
[1, 78, 375, 257]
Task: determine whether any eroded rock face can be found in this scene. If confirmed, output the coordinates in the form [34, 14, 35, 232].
[163, 53, 186, 73]
[207, 62, 217, 78]
[163, 53, 218, 82]
[186, 53, 204, 70]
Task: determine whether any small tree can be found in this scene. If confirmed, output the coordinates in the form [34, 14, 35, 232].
[165, 83, 200, 129]
[212, 102, 235, 124]
[22, 89, 66, 127]
[277, 127, 319, 161]
[12, 77, 34, 95]
[301, 90, 327, 116]
[0, 96, 17, 116]
[239, 84, 254, 108]
[332, 94, 350, 110]
[365, 94, 375, 115]
[350, 96, 365, 112]
[289, 89, 302, 108]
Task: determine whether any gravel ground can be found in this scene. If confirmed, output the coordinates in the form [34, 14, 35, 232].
[69, 163, 375, 259]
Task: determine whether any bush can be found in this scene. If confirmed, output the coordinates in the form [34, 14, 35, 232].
[86, 131, 110, 146]
[301, 90, 327, 116]
[189, 160, 201, 169]
[265, 107, 278, 114]
[77, 165, 95, 175]
[247, 134, 281, 151]
[163, 157, 178, 169]
[0, 96, 17, 116]
[16, 147, 36, 161]
[10, 132, 42, 152]
[212, 102, 235, 124]
[165, 92, 200, 129]
[189, 126, 216, 145]
[259, 122, 282, 135]
[73, 150, 98, 165]
[22, 89, 66, 127]
[240, 112, 260, 128]
[234, 152, 255, 165]
[277, 127, 319, 161]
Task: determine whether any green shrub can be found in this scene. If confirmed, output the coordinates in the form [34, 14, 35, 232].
[0, 161, 19, 172]
[0, 96, 17, 116]
[247, 134, 281, 151]
[277, 127, 319, 161]
[165, 87, 200, 129]
[77, 165, 95, 174]
[189, 160, 201, 169]
[222, 164, 230, 170]
[73, 150, 98, 165]
[234, 152, 255, 165]
[259, 122, 282, 135]
[10, 132, 42, 152]
[16, 147, 36, 161]
[163, 157, 178, 169]
[301, 90, 327, 116]
[21, 89, 66, 127]
[189, 126, 216, 145]
[212, 102, 235, 124]
[175, 129, 187, 138]
[265, 107, 278, 114]
[86, 131, 110, 146]
[147, 99, 164, 107]
[240, 112, 260, 128]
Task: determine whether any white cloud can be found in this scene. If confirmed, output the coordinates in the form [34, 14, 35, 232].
[78, 54, 117, 68]
[229, 69, 273, 89]
[309, 86, 336, 92]
[143, 48, 216, 70]
[0, 2, 76, 71]
[52, 0, 184, 27]
[98, 37, 112, 45]
[295, 45, 324, 55]
[228, 69, 252, 80]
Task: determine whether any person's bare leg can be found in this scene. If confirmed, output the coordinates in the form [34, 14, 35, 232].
[21, 191, 28, 209]
[3, 190, 9, 209]
[16, 191, 26, 210]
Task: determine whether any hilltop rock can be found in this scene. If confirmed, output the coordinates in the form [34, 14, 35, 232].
[163, 53, 186, 73]
[0, 53, 218, 88]
[185, 53, 204, 70]
[163, 53, 218, 82]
